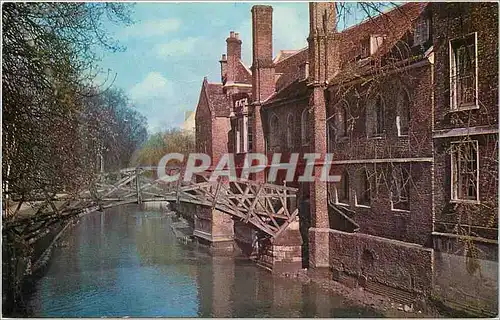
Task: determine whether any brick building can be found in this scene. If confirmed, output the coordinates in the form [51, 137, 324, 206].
[193, 2, 498, 314]
[430, 3, 498, 313]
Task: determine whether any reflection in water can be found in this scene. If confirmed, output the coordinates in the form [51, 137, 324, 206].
[24, 205, 383, 317]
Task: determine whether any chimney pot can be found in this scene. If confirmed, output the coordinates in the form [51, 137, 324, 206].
[230, 31, 235, 38]
[235, 32, 240, 40]
[221, 54, 227, 61]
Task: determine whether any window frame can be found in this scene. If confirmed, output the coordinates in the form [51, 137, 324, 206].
[390, 164, 410, 212]
[449, 32, 478, 111]
[450, 140, 480, 203]
[367, 94, 386, 138]
[286, 113, 294, 147]
[301, 108, 310, 146]
[355, 169, 371, 208]
[397, 89, 411, 137]
[269, 113, 280, 148]
[327, 120, 335, 153]
[247, 114, 253, 152]
[335, 170, 350, 206]
[336, 101, 349, 140]
[413, 16, 430, 46]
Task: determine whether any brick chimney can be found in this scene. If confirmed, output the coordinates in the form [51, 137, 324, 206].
[220, 31, 242, 86]
[227, 31, 242, 60]
[219, 53, 227, 84]
[251, 5, 275, 102]
[308, 2, 339, 85]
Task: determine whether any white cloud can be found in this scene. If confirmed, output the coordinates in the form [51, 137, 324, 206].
[129, 72, 174, 101]
[122, 18, 182, 38]
[273, 6, 308, 51]
[129, 72, 191, 132]
[155, 37, 200, 57]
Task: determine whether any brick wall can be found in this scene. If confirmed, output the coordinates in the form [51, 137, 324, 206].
[211, 117, 230, 166]
[324, 62, 434, 246]
[329, 229, 433, 295]
[432, 2, 498, 249]
[327, 63, 433, 160]
[195, 88, 213, 156]
[432, 2, 498, 131]
[328, 162, 433, 246]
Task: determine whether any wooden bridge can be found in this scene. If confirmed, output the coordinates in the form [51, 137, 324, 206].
[4, 167, 300, 240]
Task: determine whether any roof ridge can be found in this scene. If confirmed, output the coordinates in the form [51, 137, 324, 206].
[238, 59, 252, 75]
[274, 46, 308, 65]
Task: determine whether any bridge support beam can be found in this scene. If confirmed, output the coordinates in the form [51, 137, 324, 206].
[256, 217, 303, 275]
[194, 207, 235, 254]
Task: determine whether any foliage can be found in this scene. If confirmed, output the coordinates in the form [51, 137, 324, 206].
[132, 128, 196, 167]
[2, 2, 146, 211]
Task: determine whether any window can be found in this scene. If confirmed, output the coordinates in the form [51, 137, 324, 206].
[359, 37, 370, 59]
[301, 108, 310, 146]
[269, 114, 279, 147]
[451, 141, 479, 201]
[391, 164, 410, 211]
[235, 118, 242, 153]
[450, 33, 477, 110]
[247, 114, 253, 152]
[397, 90, 410, 136]
[336, 102, 348, 139]
[370, 35, 386, 55]
[235, 115, 252, 153]
[367, 95, 385, 137]
[286, 113, 294, 147]
[327, 120, 335, 152]
[356, 169, 371, 206]
[337, 170, 350, 204]
[414, 16, 430, 46]
[376, 96, 385, 136]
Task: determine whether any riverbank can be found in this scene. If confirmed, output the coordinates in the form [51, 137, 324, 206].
[2, 205, 102, 316]
[285, 271, 443, 318]
[169, 204, 488, 318]
[165, 208, 442, 318]
[8, 204, 481, 318]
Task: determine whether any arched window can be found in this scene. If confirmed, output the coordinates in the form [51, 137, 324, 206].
[336, 101, 349, 138]
[269, 114, 279, 147]
[337, 170, 350, 204]
[301, 108, 310, 146]
[397, 90, 410, 136]
[356, 169, 371, 206]
[327, 120, 335, 152]
[375, 95, 385, 136]
[366, 94, 386, 137]
[286, 113, 294, 146]
[391, 164, 410, 211]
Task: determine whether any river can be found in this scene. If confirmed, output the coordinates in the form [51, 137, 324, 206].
[23, 204, 383, 317]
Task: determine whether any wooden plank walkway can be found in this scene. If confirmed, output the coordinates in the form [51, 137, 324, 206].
[4, 167, 300, 240]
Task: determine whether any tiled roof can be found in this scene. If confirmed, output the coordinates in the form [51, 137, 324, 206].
[331, 2, 428, 83]
[273, 50, 301, 64]
[275, 48, 308, 91]
[204, 79, 231, 117]
[266, 79, 309, 104]
[265, 2, 428, 106]
[235, 60, 252, 85]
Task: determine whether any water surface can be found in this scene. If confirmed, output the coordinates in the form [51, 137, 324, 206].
[25, 205, 383, 317]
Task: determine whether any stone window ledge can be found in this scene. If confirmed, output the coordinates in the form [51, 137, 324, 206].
[335, 202, 350, 207]
[449, 104, 479, 113]
[355, 204, 371, 209]
[450, 199, 480, 205]
[391, 208, 410, 214]
[367, 135, 386, 140]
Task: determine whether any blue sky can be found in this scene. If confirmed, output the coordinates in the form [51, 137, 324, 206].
[96, 2, 373, 133]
